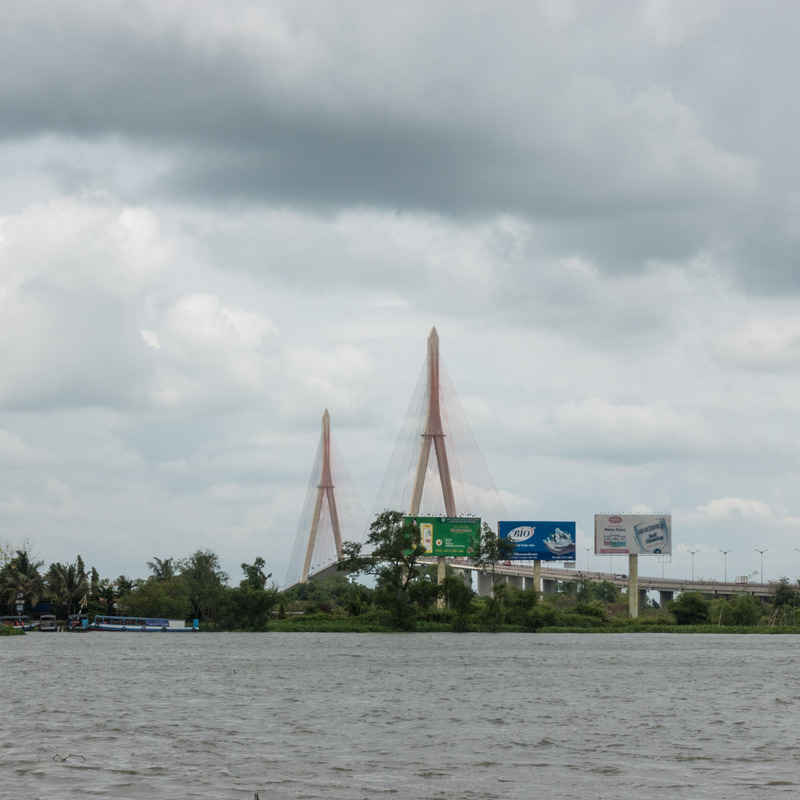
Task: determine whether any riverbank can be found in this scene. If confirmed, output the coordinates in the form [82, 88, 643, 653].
[261, 614, 800, 634]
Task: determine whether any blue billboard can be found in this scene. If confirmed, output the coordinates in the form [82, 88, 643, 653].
[498, 521, 577, 562]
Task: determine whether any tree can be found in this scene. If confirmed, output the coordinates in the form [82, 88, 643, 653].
[218, 557, 279, 630]
[770, 577, 800, 625]
[90, 567, 100, 597]
[121, 577, 191, 619]
[147, 557, 177, 582]
[669, 591, 711, 625]
[471, 522, 515, 586]
[0, 548, 45, 613]
[240, 557, 271, 591]
[340, 510, 428, 629]
[440, 572, 475, 630]
[179, 550, 229, 624]
[46, 561, 89, 617]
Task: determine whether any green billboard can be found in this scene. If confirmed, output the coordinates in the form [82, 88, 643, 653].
[404, 516, 481, 557]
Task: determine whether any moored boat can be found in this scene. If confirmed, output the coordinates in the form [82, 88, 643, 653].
[39, 614, 58, 632]
[0, 615, 36, 631]
[86, 615, 199, 632]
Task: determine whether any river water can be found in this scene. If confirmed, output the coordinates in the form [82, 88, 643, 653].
[2, 632, 799, 799]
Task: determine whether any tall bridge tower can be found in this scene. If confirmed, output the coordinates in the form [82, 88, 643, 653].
[409, 327, 456, 517]
[370, 326, 507, 528]
[301, 409, 343, 583]
[283, 409, 365, 589]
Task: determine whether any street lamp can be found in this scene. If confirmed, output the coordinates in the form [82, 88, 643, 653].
[755, 549, 767, 585]
[719, 549, 731, 583]
[688, 549, 698, 582]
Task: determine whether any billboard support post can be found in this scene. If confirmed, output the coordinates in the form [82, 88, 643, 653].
[629, 554, 639, 618]
[533, 560, 541, 594]
[437, 556, 446, 608]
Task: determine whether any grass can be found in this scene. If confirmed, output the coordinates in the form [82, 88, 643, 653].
[257, 614, 800, 634]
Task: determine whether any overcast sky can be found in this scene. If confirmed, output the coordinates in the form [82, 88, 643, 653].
[2, 0, 800, 587]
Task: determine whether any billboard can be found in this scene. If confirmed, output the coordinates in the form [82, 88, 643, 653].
[497, 521, 577, 562]
[404, 516, 481, 557]
[594, 514, 672, 555]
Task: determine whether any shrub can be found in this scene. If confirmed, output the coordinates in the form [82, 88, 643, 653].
[670, 592, 711, 625]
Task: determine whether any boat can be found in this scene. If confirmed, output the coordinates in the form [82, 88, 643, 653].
[66, 613, 89, 631]
[0, 615, 37, 631]
[86, 615, 199, 632]
[39, 614, 58, 632]
[543, 528, 576, 555]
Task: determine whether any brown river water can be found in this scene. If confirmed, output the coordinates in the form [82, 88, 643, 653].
[2, 632, 799, 799]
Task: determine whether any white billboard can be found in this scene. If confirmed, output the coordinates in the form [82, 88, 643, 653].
[594, 514, 672, 555]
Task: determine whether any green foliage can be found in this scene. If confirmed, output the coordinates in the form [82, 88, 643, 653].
[120, 577, 192, 618]
[46, 560, 89, 617]
[501, 585, 542, 630]
[147, 557, 177, 582]
[526, 603, 558, 630]
[222, 585, 280, 630]
[572, 577, 619, 604]
[711, 594, 764, 626]
[179, 549, 229, 624]
[556, 611, 607, 629]
[440, 573, 475, 630]
[574, 601, 608, 620]
[339, 582, 373, 616]
[283, 573, 354, 605]
[340, 510, 428, 629]
[472, 523, 515, 584]
[0, 548, 45, 613]
[670, 592, 711, 625]
[240, 557, 271, 591]
[473, 592, 504, 631]
[772, 577, 800, 610]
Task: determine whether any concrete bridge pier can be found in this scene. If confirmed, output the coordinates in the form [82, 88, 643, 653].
[477, 572, 493, 597]
[542, 578, 557, 596]
[659, 590, 674, 608]
[504, 574, 524, 589]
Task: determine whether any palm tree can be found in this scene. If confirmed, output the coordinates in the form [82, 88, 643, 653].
[46, 562, 89, 618]
[0, 549, 45, 613]
[147, 557, 176, 581]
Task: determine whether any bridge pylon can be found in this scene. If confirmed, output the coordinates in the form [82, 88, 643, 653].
[301, 410, 343, 583]
[283, 409, 365, 589]
[409, 327, 457, 518]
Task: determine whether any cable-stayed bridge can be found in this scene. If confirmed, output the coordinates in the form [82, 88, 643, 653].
[283, 327, 506, 590]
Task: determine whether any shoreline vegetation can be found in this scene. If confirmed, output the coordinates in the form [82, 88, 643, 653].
[4, 512, 800, 634]
[264, 617, 800, 635]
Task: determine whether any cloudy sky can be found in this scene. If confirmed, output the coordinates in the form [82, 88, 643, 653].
[2, 0, 799, 587]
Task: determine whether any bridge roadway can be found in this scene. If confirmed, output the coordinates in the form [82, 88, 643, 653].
[426, 559, 776, 606]
[300, 558, 775, 607]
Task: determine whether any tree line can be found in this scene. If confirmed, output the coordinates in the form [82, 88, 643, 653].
[4, 512, 800, 632]
[0, 543, 281, 629]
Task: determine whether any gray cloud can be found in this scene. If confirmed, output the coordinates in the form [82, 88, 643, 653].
[3, 1, 800, 583]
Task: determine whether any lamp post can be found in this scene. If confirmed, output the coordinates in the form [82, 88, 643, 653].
[755, 549, 767, 585]
[719, 549, 731, 583]
[688, 549, 698, 582]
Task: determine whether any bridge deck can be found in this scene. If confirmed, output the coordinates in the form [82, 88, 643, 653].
[425, 559, 776, 598]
